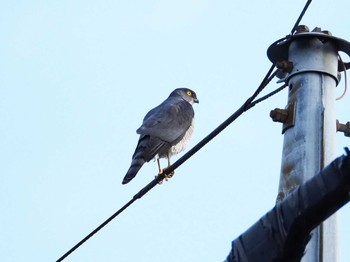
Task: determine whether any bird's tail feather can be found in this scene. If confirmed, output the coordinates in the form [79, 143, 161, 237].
[122, 156, 145, 184]
[122, 136, 148, 184]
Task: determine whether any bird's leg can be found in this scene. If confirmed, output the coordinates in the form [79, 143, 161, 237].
[156, 158, 164, 184]
[165, 154, 175, 180]
[157, 158, 162, 173]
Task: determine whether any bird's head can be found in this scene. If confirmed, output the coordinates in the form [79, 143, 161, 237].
[172, 88, 199, 105]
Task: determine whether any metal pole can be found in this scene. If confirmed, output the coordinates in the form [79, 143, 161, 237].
[267, 27, 350, 262]
[280, 46, 338, 261]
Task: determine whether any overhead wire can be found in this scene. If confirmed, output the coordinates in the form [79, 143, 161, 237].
[56, 66, 289, 262]
[57, 0, 313, 261]
[290, 0, 313, 35]
[249, 83, 288, 109]
[56, 65, 279, 262]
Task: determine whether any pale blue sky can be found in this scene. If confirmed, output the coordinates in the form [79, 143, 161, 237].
[1, 1, 350, 261]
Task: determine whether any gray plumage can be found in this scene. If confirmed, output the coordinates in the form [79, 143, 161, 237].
[122, 88, 199, 184]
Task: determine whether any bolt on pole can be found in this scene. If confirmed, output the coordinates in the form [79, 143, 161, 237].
[268, 26, 350, 262]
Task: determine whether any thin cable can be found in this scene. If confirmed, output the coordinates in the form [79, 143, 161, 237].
[56, 64, 277, 261]
[57, 199, 135, 262]
[290, 0, 312, 35]
[57, 3, 313, 259]
[336, 55, 348, 100]
[56, 177, 160, 262]
[249, 83, 288, 109]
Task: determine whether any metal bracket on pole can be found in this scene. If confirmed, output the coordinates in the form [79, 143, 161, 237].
[270, 102, 296, 134]
[336, 120, 350, 137]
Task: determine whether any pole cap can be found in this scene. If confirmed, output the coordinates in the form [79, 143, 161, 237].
[267, 27, 350, 72]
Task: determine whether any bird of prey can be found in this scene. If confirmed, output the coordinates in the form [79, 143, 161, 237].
[122, 88, 199, 184]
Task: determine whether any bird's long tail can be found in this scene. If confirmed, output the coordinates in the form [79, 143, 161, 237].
[122, 137, 148, 184]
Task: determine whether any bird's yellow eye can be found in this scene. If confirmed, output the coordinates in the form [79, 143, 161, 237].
[186, 90, 192, 96]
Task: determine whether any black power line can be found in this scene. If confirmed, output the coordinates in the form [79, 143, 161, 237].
[290, 0, 313, 35]
[56, 66, 286, 262]
[57, 0, 312, 260]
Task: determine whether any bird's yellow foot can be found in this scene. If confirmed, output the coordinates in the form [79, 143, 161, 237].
[164, 171, 175, 181]
[156, 169, 164, 184]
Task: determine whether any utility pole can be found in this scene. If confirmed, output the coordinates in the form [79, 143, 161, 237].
[268, 26, 350, 261]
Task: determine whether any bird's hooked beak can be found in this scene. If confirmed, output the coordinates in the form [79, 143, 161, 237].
[194, 98, 199, 104]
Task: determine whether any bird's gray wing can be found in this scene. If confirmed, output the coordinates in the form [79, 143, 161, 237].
[136, 97, 194, 144]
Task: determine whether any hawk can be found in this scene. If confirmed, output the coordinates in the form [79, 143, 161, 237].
[122, 88, 199, 184]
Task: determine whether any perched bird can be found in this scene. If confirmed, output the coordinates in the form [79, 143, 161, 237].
[122, 88, 199, 184]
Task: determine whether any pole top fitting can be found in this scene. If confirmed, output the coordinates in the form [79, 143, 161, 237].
[294, 25, 309, 34]
[267, 25, 350, 84]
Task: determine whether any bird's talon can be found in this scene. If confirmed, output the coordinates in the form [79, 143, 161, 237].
[156, 169, 165, 184]
[165, 171, 175, 179]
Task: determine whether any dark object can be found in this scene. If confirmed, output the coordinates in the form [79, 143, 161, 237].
[225, 148, 350, 262]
